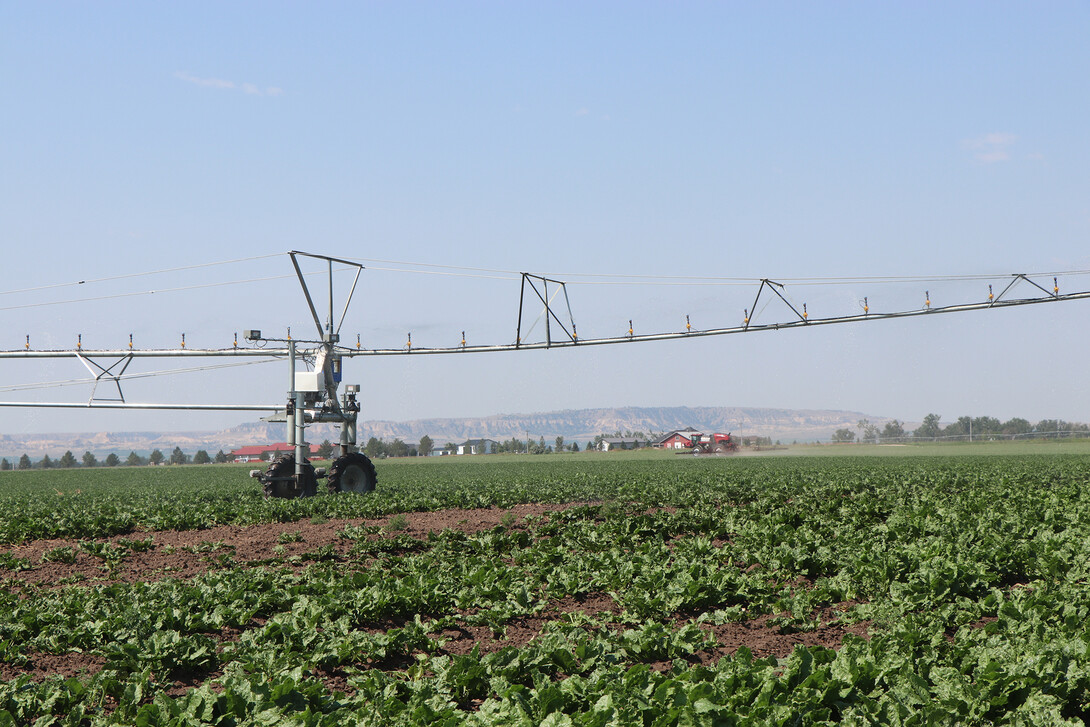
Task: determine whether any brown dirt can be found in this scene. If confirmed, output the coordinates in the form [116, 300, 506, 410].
[0, 503, 872, 690]
[691, 602, 869, 663]
[0, 652, 107, 682]
[432, 594, 868, 663]
[0, 503, 586, 588]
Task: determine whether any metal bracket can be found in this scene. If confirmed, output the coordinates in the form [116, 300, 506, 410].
[743, 279, 808, 330]
[990, 273, 1058, 306]
[76, 353, 134, 403]
[515, 273, 578, 348]
[289, 251, 365, 341]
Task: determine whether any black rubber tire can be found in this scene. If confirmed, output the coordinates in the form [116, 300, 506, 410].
[262, 453, 318, 499]
[326, 452, 377, 494]
[692, 444, 705, 455]
[713, 444, 726, 453]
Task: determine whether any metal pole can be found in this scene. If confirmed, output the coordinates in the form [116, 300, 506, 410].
[295, 390, 306, 480]
[544, 278, 551, 347]
[288, 338, 305, 479]
[287, 340, 296, 447]
[516, 274, 527, 348]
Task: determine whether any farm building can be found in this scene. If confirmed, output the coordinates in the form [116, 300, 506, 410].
[457, 439, 498, 455]
[599, 437, 649, 452]
[230, 443, 320, 463]
[654, 428, 702, 449]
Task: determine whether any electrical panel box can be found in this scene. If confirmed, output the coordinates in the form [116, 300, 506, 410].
[294, 371, 323, 393]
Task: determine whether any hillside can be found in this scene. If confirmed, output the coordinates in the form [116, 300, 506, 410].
[0, 406, 890, 457]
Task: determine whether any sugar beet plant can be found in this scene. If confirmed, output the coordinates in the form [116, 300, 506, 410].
[1, 453, 1090, 724]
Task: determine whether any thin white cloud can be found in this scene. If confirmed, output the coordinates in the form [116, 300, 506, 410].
[174, 72, 283, 97]
[174, 71, 235, 90]
[962, 132, 1016, 163]
[574, 108, 610, 121]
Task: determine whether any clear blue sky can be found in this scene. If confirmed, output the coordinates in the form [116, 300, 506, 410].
[2, 2, 1088, 436]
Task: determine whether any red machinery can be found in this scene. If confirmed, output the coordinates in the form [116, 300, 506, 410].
[690, 432, 738, 454]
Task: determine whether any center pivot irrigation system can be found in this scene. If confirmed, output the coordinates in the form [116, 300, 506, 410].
[2, 251, 1089, 497]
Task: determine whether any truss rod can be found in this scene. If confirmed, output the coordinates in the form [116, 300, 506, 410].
[2, 290, 1088, 361]
[331, 289, 1090, 356]
[0, 402, 283, 411]
[0, 348, 290, 360]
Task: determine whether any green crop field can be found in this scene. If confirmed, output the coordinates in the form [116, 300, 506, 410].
[2, 450, 1090, 724]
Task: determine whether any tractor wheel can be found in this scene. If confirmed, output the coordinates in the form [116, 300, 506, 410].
[713, 444, 726, 454]
[691, 444, 705, 455]
[262, 453, 318, 499]
[326, 452, 377, 494]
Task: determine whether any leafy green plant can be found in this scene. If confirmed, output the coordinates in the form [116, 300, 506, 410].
[1, 453, 1090, 722]
[386, 513, 410, 532]
[0, 552, 32, 571]
[117, 536, 155, 552]
[40, 546, 77, 563]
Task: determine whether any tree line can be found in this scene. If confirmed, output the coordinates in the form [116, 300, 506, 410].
[832, 415, 1090, 444]
[0, 447, 230, 471]
[359, 435, 584, 457]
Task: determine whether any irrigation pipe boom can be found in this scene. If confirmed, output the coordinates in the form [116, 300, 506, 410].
[1, 251, 1087, 497]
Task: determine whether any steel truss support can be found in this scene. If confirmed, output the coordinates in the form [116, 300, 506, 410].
[0, 265, 1087, 416]
[515, 273, 578, 348]
[286, 251, 368, 463]
[990, 273, 1059, 306]
[289, 250, 364, 341]
[743, 279, 808, 331]
[75, 352, 134, 403]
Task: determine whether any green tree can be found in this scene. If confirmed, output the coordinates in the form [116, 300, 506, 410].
[0, 458, 10, 471]
[169, 447, 188, 465]
[82, 451, 98, 468]
[1035, 419, 1062, 438]
[39, 454, 53, 469]
[317, 439, 335, 459]
[104, 453, 120, 467]
[943, 417, 971, 439]
[192, 450, 211, 465]
[881, 420, 905, 439]
[126, 451, 145, 467]
[832, 428, 855, 443]
[915, 413, 942, 440]
[1001, 417, 1033, 438]
[214, 450, 229, 464]
[856, 419, 879, 444]
[555, 436, 564, 453]
[364, 437, 383, 458]
[17, 454, 31, 470]
[59, 451, 77, 468]
[972, 416, 1002, 437]
[148, 449, 164, 466]
[418, 435, 434, 457]
[387, 439, 409, 458]
[570, 442, 580, 452]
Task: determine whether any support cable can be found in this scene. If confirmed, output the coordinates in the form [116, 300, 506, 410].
[0, 254, 283, 297]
